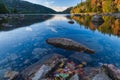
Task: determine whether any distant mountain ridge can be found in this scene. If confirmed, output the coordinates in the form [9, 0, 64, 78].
[4, 0, 56, 14]
[62, 7, 72, 14]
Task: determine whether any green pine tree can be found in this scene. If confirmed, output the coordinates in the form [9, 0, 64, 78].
[0, 0, 9, 14]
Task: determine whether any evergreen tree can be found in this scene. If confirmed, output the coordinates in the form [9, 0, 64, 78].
[0, 0, 9, 14]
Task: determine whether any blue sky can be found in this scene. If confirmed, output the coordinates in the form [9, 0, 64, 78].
[23, 0, 81, 11]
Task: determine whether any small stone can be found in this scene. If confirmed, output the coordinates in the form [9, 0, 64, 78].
[24, 59, 30, 64]
[79, 64, 83, 68]
[68, 20, 74, 24]
[82, 61, 87, 65]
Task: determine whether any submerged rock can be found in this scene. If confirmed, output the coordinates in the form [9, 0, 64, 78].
[46, 38, 95, 54]
[21, 54, 63, 80]
[102, 64, 120, 80]
[70, 52, 92, 62]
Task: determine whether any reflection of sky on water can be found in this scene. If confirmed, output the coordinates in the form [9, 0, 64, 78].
[0, 15, 120, 78]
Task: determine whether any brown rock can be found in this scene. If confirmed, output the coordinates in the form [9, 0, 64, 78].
[4, 71, 19, 80]
[46, 38, 95, 54]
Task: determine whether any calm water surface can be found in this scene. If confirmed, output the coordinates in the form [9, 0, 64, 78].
[0, 14, 120, 78]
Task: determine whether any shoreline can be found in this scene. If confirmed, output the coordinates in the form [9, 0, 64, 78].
[71, 12, 120, 17]
[4, 53, 120, 80]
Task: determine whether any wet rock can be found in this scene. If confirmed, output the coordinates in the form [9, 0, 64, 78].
[70, 74, 80, 80]
[92, 72, 112, 80]
[92, 15, 104, 22]
[4, 71, 19, 80]
[21, 54, 63, 80]
[32, 65, 51, 80]
[102, 64, 120, 80]
[32, 48, 48, 55]
[46, 38, 95, 54]
[68, 20, 74, 24]
[23, 59, 30, 64]
[83, 67, 100, 80]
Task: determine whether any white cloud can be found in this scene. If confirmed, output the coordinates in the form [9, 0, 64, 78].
[44, 0, 54, 6]
[40, 0, 67, 11]
[23, 0, 68, 11]
[51, 6, 68, 12]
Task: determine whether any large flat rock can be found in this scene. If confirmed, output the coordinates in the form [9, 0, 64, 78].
[46, 38, 95, 54]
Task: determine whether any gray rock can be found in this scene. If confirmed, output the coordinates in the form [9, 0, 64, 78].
[115, 13, 120, 20]
[92, 15, 104, 22]
[83, 67, 100, 80]
[92, 72, 112, 80]
[32, 65, 51, 80]
[102, 64, 120, 80]
[46, 38, 95, 54]
[91, 21, 104, 27]
[70, 74, 80, 80]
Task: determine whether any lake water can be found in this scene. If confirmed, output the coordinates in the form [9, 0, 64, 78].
[0, 14, 120, 78]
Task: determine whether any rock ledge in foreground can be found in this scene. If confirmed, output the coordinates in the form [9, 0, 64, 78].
[46, 38, 95, 54]
[102, 64, 120, 80]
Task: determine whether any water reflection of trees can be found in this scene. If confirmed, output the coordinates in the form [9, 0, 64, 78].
[0, 15, 54, 31]
[72, 15, 120, 37]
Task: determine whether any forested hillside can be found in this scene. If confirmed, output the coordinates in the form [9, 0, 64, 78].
[71, 0, 120, 13]
[0, 0, 9, 14]
[62, 7, 72, 14]
[4, 0, 56, 14]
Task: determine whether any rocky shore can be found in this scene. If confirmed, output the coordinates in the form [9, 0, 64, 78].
[72, 12, 120, 17]
[3, 53, 120, 80]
